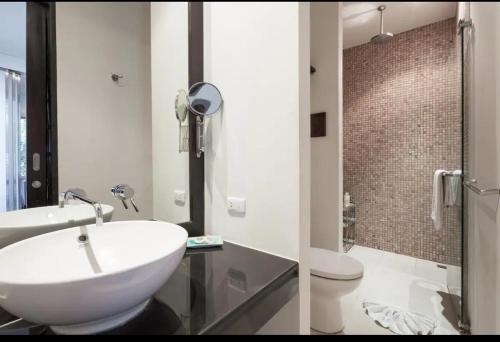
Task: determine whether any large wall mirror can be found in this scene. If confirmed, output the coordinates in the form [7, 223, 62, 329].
[0, 2, 204, 250]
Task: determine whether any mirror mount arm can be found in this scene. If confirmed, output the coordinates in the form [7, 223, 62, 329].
[176, 82, 222, 158]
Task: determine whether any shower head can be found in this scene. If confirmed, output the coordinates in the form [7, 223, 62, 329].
[371, 32, 394, 44]
[370, 5, 393, 44]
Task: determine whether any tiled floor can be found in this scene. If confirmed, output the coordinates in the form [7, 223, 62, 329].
[333, 245, 460, 335]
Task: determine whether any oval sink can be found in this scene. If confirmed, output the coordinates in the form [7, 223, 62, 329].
[0, 220, 187, 334]
[0, 204, 114, 249]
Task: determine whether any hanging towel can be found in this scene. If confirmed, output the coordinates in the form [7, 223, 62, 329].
[444, 170, 462, 207]
[431, 170, 446, 230]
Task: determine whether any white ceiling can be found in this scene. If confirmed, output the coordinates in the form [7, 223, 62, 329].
[0, 2, 26, 58]
[343, 2, 457, 49]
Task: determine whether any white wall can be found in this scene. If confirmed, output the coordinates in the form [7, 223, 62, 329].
[56, 2, 152, 221]
[203, 2, 310, 333]
[310, 2, 343, 252]
[298, 3, 312, 334]
[463, 1, 500, 334]
[151, 2, 190, 223]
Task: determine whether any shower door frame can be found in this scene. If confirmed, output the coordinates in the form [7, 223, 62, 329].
[458, 13, 472, 333]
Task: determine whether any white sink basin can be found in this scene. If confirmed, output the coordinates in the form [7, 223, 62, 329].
[0, 204, 114, 249]
[0, 220, 187, 334]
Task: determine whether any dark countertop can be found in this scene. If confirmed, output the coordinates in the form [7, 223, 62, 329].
[0, 242, 299, 335]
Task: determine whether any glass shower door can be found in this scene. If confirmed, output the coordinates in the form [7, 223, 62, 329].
[1, 69, 27, 212]
[444, 11, 473, 332]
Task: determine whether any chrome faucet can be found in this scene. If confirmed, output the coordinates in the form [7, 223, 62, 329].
[59, 188, 86, 208]
[110, 184, 139, 212]
[60, 189, 104, 227]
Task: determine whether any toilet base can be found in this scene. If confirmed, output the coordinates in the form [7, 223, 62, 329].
[310, 274, 363, 334]
[311, 296, 344, 334]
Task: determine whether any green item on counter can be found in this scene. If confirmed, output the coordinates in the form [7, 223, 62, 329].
[187, 235, 224, 249]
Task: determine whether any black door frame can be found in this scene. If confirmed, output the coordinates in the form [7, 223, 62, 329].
[26, 2, 58, 208]
[182, 2, 205, 237]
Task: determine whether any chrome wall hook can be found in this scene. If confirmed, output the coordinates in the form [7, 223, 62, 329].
[111, 73, 124, 82]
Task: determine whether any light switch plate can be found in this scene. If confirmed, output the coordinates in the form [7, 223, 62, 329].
[227, 197, 246, 214]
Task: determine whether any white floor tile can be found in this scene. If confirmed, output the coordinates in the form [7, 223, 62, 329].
[379, 251, 417, 276]
[414, 259, 448, 284]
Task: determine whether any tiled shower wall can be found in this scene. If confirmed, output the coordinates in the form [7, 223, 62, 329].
[343, 18, 461, 265]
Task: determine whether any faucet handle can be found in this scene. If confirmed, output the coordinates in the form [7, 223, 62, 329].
[111, 184, 139, 212]
[111, 184, 134, 199]
[130, 198, 139, 213]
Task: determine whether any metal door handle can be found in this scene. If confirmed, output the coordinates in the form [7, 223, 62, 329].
[32, 153, 40, 171]
[463, 179, 500, 196]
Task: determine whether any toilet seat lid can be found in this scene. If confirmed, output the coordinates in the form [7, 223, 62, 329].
[310, 248, 364, 280]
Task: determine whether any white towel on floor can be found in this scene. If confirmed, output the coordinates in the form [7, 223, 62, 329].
[431, 169, 446, 230]
[363, 301, 436, 335]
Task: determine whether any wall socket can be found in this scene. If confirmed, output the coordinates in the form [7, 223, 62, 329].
[227, 197, 246, 214]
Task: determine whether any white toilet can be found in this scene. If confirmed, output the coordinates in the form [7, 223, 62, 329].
[310, 247, 364, 334]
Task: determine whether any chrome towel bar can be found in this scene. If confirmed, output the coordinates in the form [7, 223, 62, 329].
[443, 172, 462, 178]
[463, 179, 500, 196]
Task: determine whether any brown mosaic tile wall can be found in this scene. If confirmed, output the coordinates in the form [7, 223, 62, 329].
[343, 18, 461, 265]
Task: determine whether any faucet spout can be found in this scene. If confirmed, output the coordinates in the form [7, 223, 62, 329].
[93, 203, 104, 227]
[63, 190, 104, 227]
[59, 192, 66, 208]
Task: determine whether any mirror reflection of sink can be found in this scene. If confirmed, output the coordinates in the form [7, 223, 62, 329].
[0, 204, 114, 249]
[0, 220, 188, 335]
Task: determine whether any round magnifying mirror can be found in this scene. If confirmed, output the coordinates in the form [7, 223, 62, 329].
[175, 89, 189, 123]
[187, 82, 222, 116]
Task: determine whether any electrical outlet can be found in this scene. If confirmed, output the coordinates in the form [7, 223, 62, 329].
[227, 197, 246, 214]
